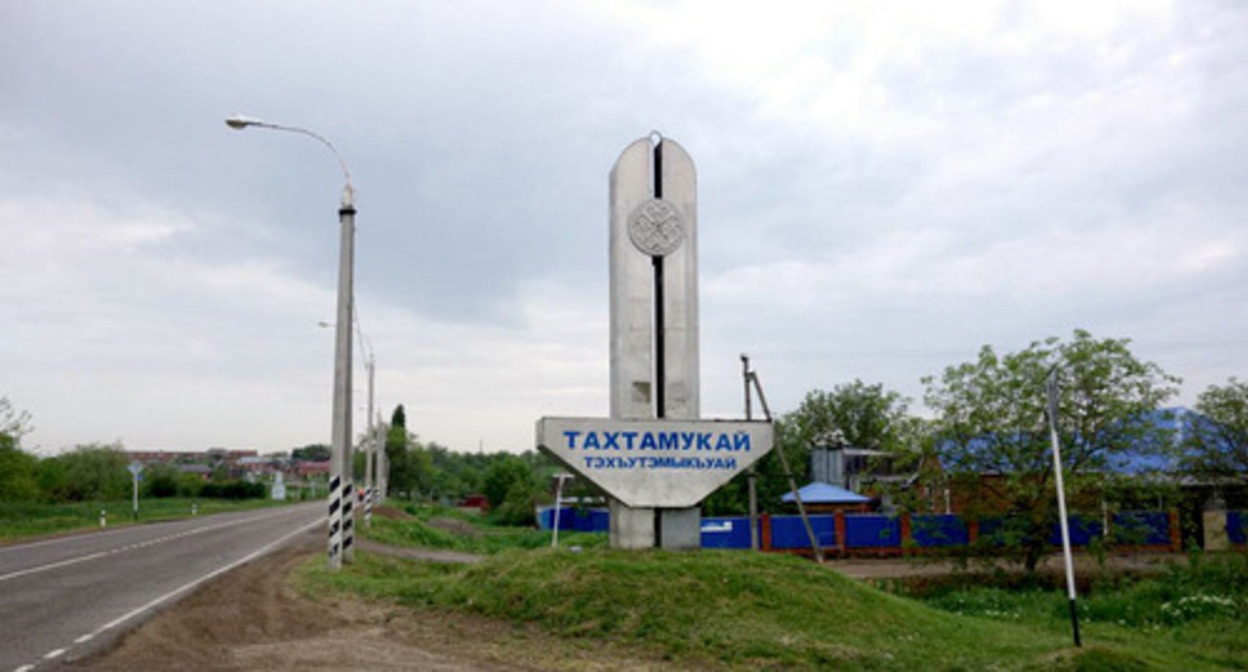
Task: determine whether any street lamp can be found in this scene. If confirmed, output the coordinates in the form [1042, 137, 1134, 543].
[226, 114, 357, 570]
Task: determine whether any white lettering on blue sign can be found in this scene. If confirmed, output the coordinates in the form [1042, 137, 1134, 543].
[562, 430, 751, 453]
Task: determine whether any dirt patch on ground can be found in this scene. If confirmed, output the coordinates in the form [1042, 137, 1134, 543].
[67, 534, 685, 672]
[356, 537, 484, 564]
[372, 505, 414, 521]
[425, 516, 482, 538]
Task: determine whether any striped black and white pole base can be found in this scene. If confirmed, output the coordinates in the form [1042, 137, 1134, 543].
[364, 486, 374, 529]
[342, 480, 355, 562]
[327, 474, 343, 569]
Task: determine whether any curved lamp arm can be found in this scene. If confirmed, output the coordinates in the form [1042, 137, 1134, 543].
[225, 115, 354, 207]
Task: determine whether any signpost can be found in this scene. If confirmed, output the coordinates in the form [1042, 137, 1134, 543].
[127, 462, 144, 521]
[537, 135, 774, 549]
[537, 418, 773, 508]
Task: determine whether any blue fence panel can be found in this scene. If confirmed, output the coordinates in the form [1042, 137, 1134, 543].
[911, 514, 968, 548]
[701, 517, 753, 549]
[575, 509, 610, 533]
[771, 515, 837, 549]
[1113, 511, 1169, 546]
[845, 515, 901, 548]
[977, 516, 1029, 547]
[1228, 511, 1246, 545]
[537, 507, 609, 533]
[1049, 516, 1103, 547]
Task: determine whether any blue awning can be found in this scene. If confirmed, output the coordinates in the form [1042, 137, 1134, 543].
[781, 481, 871, 504]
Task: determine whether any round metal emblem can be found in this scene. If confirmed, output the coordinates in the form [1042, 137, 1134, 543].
[627, 199, 685, 257]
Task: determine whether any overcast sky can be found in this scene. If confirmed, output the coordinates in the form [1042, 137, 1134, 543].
[2, 1, 1245, 456]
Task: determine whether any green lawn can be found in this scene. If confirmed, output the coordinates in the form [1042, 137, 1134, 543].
[0, 497, 309, 542]
[300, 507, 1247, 670]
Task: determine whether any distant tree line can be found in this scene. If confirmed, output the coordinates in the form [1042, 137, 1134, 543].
[0, 401, 271, 504]
[371, 404, 563, 526]
[5, 329, 1245, 549]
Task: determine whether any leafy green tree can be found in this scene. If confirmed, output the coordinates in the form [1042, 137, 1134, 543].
[483, 454, 538, 511]
[382, 405, 435, 499]
[1183, 378, 1248, 478]
[494, 476, 545, 526]
[0, 433, 40, 502]
[142, 464, 182, 498]
[924, 329, 1179, 573]
[291, 444, 331, 462]
[703, 380, 921, 516]
[1, 396, 33, 441]
[36, 457, 68, 501]
[784, 381, 923, 453]
[51, 443, 131, 502]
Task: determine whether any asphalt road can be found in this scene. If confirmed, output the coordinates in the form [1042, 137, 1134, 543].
[0, 502, 325, 672]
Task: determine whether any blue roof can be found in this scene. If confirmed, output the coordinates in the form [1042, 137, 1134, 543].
[781, 481, 871, 504]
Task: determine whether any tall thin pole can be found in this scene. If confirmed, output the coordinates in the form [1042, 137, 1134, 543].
[331, 198, 356, 566]
[225, 116, 356, 571]
[376, 411, 388, 501]
[364, 354, 375, 529]
[1046, 368, 1081, 648]
[749, 368, 823, 563]
[551, 473, 570, 548]
[742, 354, 759, 551]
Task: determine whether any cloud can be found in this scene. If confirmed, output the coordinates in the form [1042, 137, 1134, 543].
[2, 0, 1245, 454]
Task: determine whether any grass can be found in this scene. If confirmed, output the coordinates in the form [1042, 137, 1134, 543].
[302, 506, 1248, 670]
[0, 497, 302, 541]
[911, 553, 1248, 670]
[364, 503, 607, 555]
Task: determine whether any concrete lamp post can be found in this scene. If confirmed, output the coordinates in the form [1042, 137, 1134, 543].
[226, 114, 357, 570]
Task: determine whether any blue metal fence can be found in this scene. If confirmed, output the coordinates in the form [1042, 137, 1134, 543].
[845, 514, 901, 548]
[691, 510, 1175, 552]
[771, 514, 837, 549]
[911, 514, 968, 547]
[701, 517, 755, 548]
[1229, 511, 1246, 545]
[536, 507, 609, 532]
[534, 508, 1182, 550]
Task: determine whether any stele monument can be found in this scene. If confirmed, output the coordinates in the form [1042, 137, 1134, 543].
[536, 135, 773, 549]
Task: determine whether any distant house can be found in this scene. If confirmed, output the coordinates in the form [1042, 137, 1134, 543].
[459, 494, 489, 512]
[291, 461, 330, 481]
[781, 482, 873, 513]
[177, 464, 212, 481]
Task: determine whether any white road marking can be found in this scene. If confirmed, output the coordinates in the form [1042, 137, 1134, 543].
[0, 507, 308, 584]
[91, 518, 322, 635]
[17, 516, 322, 672]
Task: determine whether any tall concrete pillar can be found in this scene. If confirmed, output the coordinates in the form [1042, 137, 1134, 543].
[608, 135, 701, 550]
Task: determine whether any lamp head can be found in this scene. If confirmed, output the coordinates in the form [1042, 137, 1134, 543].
[225, 115, 261, 130]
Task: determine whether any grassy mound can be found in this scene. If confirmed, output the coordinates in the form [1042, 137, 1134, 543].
[310, 509, 1241, 670]
[363, 509, 605, 555]
[308, 548, 1127, 670]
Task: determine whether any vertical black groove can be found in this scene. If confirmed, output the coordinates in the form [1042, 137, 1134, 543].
[652, 140, 665, 419]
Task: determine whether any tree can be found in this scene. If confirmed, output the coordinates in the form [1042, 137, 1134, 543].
[383, 405, 434, 499]
[1, 396, 33, 441]
[703, 380, 921, 516]
[142, 464, 182, 498]
[0, 433, 40, 502]
[483, 454, 537, 511]
[1183, 378, 1248, 478]
[291, 444, 331, 462]
[50, 443, 131, 502]
[924, 329, 1179, 573]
